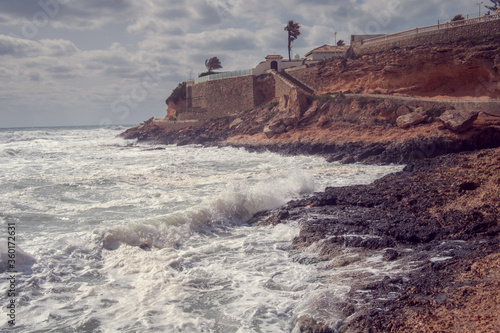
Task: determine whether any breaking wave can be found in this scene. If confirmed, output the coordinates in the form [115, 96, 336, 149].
[99, 171, 315, 250]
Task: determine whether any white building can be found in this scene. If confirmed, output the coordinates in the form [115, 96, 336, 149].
[251, 55, 315, 76]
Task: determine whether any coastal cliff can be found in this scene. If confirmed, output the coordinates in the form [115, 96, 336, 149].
[120, 34, 500, 332]
[121, 35, 500, 164]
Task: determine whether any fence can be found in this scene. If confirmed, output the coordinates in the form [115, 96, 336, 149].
[362, 13, 500, 46]
[194, 69, 252, 84]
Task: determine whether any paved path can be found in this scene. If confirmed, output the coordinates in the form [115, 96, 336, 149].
[343, 93, 500, 117]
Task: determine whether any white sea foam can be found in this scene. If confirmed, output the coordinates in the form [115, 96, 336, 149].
[99, 170, 316, 250]
[0, 126, 404, 332]
[0, 243, 36, 273]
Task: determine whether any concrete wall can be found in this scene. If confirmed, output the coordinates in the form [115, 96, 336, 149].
[190, 75, 255, 118]
[352, 17, 500, 56]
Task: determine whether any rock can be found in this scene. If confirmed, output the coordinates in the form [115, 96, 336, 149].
[383, 249, 399, 261]
[318, 114, 331, 126]
[263, 120, 286, 138]
[377, 99, 397, 120]
[396, 105, 411, 116]
[229, 118, 243, 129]
[340, 156, 357, 164]
[274, 88, 308, 128]
[288, 87, 309, 116]
[438, 110, 479, 132]
[326, 154, 345, 162]
[414, 106, 424, 114]
[263, 126, 275, 138]
[396, 111, 427, 128]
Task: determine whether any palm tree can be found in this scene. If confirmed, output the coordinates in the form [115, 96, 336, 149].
[485, 0, 499, 12]
[337, 39, 345, 46]
[284, 20, 301, 61]
[205, 56, 223, 73]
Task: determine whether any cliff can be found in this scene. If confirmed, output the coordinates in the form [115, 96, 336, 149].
[121, 35, 500, 163]
[293, 34, 500, 98]
[120, 34, 500, 332]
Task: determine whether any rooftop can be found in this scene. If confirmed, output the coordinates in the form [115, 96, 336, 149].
[305, 44, 349, 57]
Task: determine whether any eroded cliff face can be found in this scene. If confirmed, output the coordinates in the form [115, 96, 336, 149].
[166, 99, 186, 119]
[291, 35, 500, 99]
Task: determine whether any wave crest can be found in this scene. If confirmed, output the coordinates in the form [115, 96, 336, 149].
[99, 171, 315, 250]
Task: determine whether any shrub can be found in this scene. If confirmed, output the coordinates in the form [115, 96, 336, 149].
[166, 82, 187, 105]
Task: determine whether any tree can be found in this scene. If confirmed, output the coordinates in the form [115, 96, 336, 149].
[337, 39, 345, 46]
[284, 20, 301, 61]
[485, 0, 500, 12]
[205, 56, 222, 73]
[451, 14, 465, 21]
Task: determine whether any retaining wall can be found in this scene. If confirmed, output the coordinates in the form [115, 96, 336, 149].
[273, 73, 297, 100]
[352, 16, 500, 56]
[189, 75, 255, 118]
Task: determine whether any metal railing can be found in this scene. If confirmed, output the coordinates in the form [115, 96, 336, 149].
[194, 69, 252, 84]
[362, 13, 500, 46]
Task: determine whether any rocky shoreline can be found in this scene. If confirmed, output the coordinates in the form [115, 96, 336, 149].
[251, 147, 500, 332]
[120, 116, 500, 331]
[119, 36, 500, 332]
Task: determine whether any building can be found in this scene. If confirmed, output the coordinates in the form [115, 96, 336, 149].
[251, 55, 310, 76]
[304, 44, 349, 60]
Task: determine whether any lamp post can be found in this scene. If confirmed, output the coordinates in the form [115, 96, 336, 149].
[334, 31, 337, 45]
[477, 1, 484, 16]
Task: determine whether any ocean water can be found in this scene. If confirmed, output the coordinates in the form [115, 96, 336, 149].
[0, 126, 403, 332]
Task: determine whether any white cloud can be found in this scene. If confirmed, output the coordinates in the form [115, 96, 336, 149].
[0, 0, 489, 127]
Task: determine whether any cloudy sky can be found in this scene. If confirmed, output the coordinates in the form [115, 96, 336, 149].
[0, 0, 490, 128]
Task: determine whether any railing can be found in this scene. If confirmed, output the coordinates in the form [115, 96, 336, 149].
[194, 69, 252, 84]
[362, 13, 500, 46]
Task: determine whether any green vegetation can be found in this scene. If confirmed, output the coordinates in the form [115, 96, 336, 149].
[166, 82, 186, 105]
[485, 0, 499, 12]
[426, 106, 447, 118]
[452, 14, 465, 21]
[284, 20, 301, 61]
[205, 57, 222, 73]
[199, 57, 223, 78]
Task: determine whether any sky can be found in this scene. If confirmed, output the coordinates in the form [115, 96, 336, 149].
[0, 0, 492, 128]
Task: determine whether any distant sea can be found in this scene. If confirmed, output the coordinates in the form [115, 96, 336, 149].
[0, 126, 401, 332]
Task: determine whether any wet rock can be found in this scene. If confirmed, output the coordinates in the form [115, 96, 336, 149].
[439, 110, 479, 132]
[295, 316, 335, 333]
[340, 156, 357, 164]
[383, 248, 399, 261]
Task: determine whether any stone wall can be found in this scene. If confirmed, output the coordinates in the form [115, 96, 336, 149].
[151, 119, 202, 132]
[273, 73, 296, 100]
[190, 75, 255, 118]
[253, 74, 276, 106]
[352, 18, 500, 56]
[176, 108, 209, 121]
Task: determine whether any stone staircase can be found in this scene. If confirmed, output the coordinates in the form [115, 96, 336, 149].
[274, 71, 315, 95]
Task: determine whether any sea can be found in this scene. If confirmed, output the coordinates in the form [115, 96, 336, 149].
[0, 126, 403, 332]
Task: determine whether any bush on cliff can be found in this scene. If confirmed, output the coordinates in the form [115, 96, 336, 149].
[166, 82, 186, 105]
